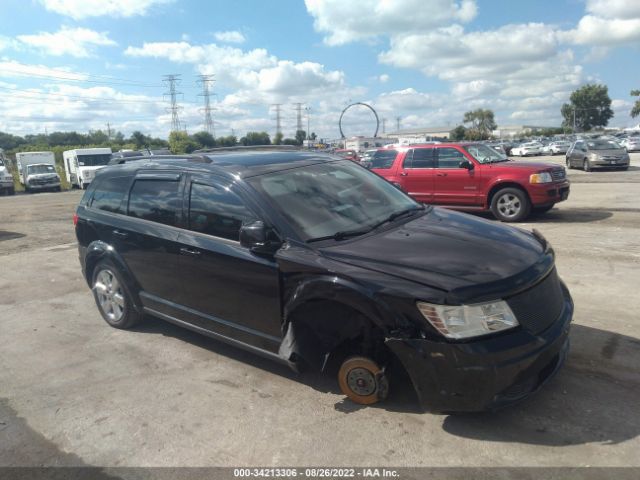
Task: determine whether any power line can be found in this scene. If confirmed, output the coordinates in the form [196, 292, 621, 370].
[271, 104, 282, 137]
[0, 86, 163, 104]
[0, 67, 163, 88]
[197, 74, 215, 137]
[163, 74, 183, 132]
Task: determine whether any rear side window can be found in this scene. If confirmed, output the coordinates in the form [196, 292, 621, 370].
[128, 179, 182, 227]
[437, 148, 466, 168]
[188, 182, 255, 241]
[403, 149, 435, 169]
[369, 150, 397, 169]
[90, 176, 130, 214]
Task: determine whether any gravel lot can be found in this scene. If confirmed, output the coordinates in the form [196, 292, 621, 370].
[0, 153, 639, 468]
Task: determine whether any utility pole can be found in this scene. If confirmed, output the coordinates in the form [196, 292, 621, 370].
[396, 116, 401, 132]
[271, 104, 282, 138]
[106, 122, 112, 140]
[304, 106, 311, 149]
[163, 74, 183, 132]
[197, 74, 216, 137]
[293, 103, 304, 132]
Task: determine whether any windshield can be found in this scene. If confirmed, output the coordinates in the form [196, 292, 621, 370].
[27, 164, 56, 174]
[77, 154, 111, 166]
[367, 149, 397, 169]
[588, 140, 622, 150]
[247, 160, 420, 240]
[463, 144, 508, 163]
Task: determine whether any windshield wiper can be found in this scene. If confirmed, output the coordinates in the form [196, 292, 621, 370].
[306, 206, 425, 244]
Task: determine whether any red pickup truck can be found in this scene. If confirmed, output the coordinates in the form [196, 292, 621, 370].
[367, 143, 570, 222]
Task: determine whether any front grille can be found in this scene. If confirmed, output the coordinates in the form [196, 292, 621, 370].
[601, 156, 621, 161]
[506, 268, 564, 335]
[551, 169, 565, 181]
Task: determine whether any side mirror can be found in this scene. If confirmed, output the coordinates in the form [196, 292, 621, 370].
[459, 159, 474, 170]
[239, 220, 282, 255]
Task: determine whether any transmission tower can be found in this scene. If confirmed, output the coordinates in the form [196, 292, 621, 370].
[271, 104, 283, 137]
[293, 103, 304, 132]
[382, 118, 387, 134]
[395, 116, 402, 132]
[163, 74, 183, 132]
[197, 74, 216, 137]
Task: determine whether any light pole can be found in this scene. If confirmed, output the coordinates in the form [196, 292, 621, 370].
[304, 106, 311, 149]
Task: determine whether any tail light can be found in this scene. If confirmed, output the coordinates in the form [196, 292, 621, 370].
[73, 213, 79, 226]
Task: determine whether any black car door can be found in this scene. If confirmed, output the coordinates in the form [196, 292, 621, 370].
[111, 171, 186, 310]
[172, 174, 282, 352]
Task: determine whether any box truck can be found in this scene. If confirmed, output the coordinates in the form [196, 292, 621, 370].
[15, 151, 61, 193]
[0, 148, 14, 195]
[63, 148, 112, 189]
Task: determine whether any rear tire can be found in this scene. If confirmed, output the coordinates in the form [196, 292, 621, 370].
[91, 261, 141, 329]
[566, 158, 572, 169]
[490, 187, 531, 222]
[583, 159, 591, 172]
[338, 356, 389, 405]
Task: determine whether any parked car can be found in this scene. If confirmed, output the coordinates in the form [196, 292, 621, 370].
[566, 139, 630, 172]
[334, 149, 359, 162]
[0, 150, 15, 195]
[511, 142, 543, 156]
[620, 137, 640, 152]
[541, 141, 571, 156]
[369, 143, 570, 222]
[360, 149, 377, 164]
[74, 150, 572, 412]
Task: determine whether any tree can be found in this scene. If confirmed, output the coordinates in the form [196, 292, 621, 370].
[130, 131, 150, 150]
[310, 132, 317, 141]
[295, 129, 306, 146]
[561, 84, 613, 132]
[240, 131, 271, 146]
[216, 135, 237, 147]
[449, 125, 467, 141]
[192, 131, 216, 148]
[273, 132, 283, 145]
[462, 109, 496, 139]
[282, 138, 298, 145]
[168, 131, 198, 154]
[631, 90, 640, 118]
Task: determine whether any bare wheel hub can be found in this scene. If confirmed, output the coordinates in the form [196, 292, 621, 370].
[346, 367, 377, 396]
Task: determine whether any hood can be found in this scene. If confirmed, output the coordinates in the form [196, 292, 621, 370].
[320, 208, 552, 302]
[27, 172, 59, 179]
[494, 160, 562, 171]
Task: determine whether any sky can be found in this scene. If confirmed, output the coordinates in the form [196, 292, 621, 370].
[0, 0, 639, 140]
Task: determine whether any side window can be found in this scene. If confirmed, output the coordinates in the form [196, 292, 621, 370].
[90, 176, 130, 214]
[188, 182, 255, 241]
[403, 148, 435, 169]
[127, 179, 182, 227]
[437, 148, 466, 168]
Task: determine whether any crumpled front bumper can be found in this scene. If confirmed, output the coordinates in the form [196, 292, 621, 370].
[386, 289, 573, 413]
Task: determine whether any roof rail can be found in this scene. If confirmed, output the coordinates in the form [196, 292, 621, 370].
[109, 154, 211, 165]
[194, 145, 300, 154]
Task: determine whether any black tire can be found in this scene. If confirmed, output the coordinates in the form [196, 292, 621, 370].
[619, 167, 629, 171]
[91, 261, 141, 329]
[9, 187, 15, 195]
[490, 187, 531, 222]
[533, 205, 554, 214]
[583, 159, 591, 172]
[566, 157, 572, 169]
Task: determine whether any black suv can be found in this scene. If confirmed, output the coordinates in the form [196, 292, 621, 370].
[75, 150, 573, 411]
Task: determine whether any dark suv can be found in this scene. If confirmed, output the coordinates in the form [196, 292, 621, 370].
[75, 150, 573, 411]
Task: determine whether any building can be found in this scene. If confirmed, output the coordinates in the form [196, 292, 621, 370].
[343, 136, 397, 152]
[383, 127, 451, 144]
[491, 125, 556, 138]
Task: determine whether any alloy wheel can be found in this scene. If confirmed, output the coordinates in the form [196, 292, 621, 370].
[94, 269, 125, 322]
[496, 193, 522, 219]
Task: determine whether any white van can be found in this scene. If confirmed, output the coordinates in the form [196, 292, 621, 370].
[0, 148, 15, 195]
[63, 148, 112, 189]
[15, 151, 61, 193]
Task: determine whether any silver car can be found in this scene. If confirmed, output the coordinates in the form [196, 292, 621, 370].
[566, 139, 630, 172]
[621, 137, 640, 152]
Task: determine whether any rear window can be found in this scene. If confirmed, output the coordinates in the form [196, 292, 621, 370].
[368, 150, 397, 169]
[127, 179, 182, 227]
[90, 176, 130, 214]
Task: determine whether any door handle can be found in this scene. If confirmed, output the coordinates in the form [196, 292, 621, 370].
[437, 173, 448, 177]
[180, 247, 201, 257]
[112, 229, 129, 239]
[400, 172, 408, 176]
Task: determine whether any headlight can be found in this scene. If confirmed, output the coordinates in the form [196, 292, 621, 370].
[417, 300, 519, 339]
[529, 172, 553, 184]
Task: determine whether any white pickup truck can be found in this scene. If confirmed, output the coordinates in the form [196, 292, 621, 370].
[16, 151, 61, 193]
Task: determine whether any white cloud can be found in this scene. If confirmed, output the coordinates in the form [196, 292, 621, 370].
[378, 74, 389, 83]
[39, 0, 174, 19]
[305, 0, 477, 45]
[585, 0, 640, 19]
[0, 60, 88, 81]
[17, 26, 116, 58]
[560, 15, 640, 46]
[213, 31, 246, 44]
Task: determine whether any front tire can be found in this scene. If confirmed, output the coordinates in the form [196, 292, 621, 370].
[583, 159, 591, 172]
[92, 261, 141, 329]
[338, 356, 389, 405]
[490, 187, 531, 222]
